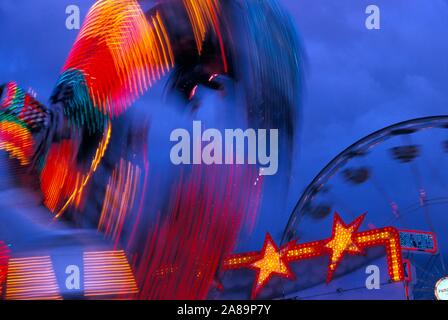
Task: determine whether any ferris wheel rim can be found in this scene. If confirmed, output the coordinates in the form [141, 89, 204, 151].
[282, 115, 448, 245]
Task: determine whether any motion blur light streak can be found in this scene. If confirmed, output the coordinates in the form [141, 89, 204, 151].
[0, 81, 48, 166]
[1, 82, 23, 110]
[0, 241, 10, 297]
[184, 0, 217, 54]
[183, 0, 227, 71]
[53, 124, 112, 219]
[84, 250, 138, 298]
[0, 121, 33, 166]
[134, 166, 262, 300]
[40, 139, 78, 212]
[99, 159, 141, 248]
[63, 0, 174, 117]
[40, 124, 111, 218]
[6, 256, 62, 300]
[0, 0, 302, 301]
[42, 0, 174, 219]
[1, 82, 48, 131]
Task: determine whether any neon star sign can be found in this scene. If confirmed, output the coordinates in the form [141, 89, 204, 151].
[323, 213, 365, 282]
[223, 212, 405, 299]
[248, 234, 295, 298]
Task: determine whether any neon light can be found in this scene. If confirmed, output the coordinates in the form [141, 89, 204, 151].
[84, 250, 138, 298]
[0, 120, 33, 166]
[0, 241, 10, 297]
[248, 233, 294, 299]
[0, 82, 47, 166]
[62, 0, 174, 118]
[98, 159, 141, 248]
[1, 82, 48, 130]
[6, 256, 62, 300]
[40, 124, 111, 218]
[54, 124, 111, 219]
[223, 212, 405, 298]
[1, 82, 24, 111]
[323, 213, 365, 282]
[183, 0, 228, 71]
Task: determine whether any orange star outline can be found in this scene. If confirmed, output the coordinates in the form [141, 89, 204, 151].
[323, 212, 366, 282]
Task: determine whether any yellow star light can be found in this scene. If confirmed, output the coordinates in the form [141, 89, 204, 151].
[324, 213, 366, 282]
[250, 233, 294, 298]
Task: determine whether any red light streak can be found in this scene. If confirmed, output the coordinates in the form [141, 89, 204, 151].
[0, 241, 10, 297]
[63, 0, 174, 117]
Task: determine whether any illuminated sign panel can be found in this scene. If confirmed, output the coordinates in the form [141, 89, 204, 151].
[399, 230, 437, 253]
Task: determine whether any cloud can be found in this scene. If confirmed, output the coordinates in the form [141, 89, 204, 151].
[282, 0, 448, 191]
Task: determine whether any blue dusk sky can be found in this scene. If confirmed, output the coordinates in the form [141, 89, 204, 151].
[1, 0, 448, 251]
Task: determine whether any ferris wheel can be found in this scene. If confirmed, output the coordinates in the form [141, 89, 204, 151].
[278, 116, 448, 300]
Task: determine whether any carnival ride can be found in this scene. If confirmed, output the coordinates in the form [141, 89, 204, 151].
[219, 116, 448, 300]
[0, 0, 446, 301]
[279, 116, 448, 300]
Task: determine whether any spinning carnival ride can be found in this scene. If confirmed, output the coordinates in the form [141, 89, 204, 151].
[1, 0, 446, 301]
[0, 0, 301, 300]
